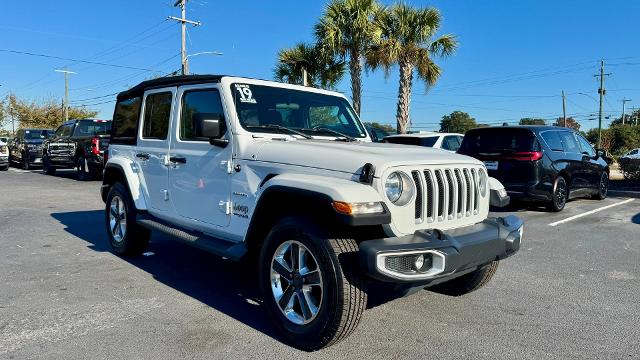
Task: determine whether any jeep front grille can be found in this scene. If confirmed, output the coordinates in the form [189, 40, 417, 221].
[414, 167, 482, 222]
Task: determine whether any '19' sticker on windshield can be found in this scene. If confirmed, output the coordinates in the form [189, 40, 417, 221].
[235, 84, 257, 104]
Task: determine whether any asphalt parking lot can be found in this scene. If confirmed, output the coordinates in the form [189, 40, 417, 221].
[1, 167, 638, 359]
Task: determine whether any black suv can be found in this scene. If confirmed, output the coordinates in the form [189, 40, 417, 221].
[8, 128, 54, 169]
[42, 119, 111, 180]
[458, 126, 609, 211]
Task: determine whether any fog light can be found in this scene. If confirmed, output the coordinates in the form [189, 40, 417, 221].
[414, 254, 425, 271]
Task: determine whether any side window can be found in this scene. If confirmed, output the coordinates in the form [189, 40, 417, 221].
[630, 149, 639, 155]
[540, 131, 563, 151]
[576, 134, 596, 157]
[142, 92, 173, 140]
[55, 126, 64, 137]
[442, 136, 461, 151]
[112, 97, 142, 145]
[180, 89, 225, 141]
[558, 131, 580, 154]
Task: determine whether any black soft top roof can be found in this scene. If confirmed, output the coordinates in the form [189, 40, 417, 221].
[117, 75, 224, 100]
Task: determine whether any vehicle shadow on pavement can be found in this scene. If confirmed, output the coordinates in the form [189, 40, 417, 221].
[51, 210, 282, 343]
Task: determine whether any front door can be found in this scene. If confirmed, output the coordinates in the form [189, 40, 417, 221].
[135, 87, 176, 214]
[169, 85, 232, 227]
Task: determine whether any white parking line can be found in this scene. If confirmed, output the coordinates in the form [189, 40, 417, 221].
[548, 198, 635, 227]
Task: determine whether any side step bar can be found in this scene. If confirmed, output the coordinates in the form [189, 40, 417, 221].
[136, 214, 247, 261]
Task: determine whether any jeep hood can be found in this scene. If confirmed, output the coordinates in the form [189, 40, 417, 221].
[245, 139, 483, 175]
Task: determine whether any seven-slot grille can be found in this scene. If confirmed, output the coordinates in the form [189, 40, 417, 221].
[411, 167, 481, 223]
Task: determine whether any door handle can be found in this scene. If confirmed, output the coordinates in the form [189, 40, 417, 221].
[136, 153, 150, 160]
[169, 156, 187, 164]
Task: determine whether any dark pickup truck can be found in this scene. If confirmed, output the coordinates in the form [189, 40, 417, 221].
[42, 119, 111, 180]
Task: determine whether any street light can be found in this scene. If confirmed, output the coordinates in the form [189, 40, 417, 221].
[577, 92, 598, 102]
[185, 51, 223, 74]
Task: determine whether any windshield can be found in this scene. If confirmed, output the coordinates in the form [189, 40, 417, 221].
[24, 129, 50, 140]
[231, 83, 367, 139]
[386, 136, 438, 147]
[74, 120, 112, 136]
[459, 128, 538, 154]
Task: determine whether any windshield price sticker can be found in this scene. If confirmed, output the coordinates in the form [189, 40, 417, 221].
[235, 84, 257, 104]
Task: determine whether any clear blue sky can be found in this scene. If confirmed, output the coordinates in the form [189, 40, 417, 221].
[1, 0, 639, 131]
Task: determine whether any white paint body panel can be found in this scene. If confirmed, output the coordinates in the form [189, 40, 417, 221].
[107, 76, 490, 243]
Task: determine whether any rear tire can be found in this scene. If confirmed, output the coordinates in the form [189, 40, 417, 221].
[0, 165, 8, 171]
[547, 176, 567, 212]
[592, 172, 608, 200]
[430, 260, 500, 296]
[76, 155, 92, 181]
[21, 153, 30, 170]
[105, 182, 150, 255]
[259, 216, 367, 351]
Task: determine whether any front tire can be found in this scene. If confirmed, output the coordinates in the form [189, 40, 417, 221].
[592, 172, 608, 200]
[105, 182, 150, 255]
[76, 155, 92, 181]
[42, 155, 56, 175]
[22, 152, 30, 170]
[547, 176, 567, 212]
[259, 217, 367, 351]
[430, 260, 500, 296]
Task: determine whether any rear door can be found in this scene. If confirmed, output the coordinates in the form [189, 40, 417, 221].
[458, 128, 540, 191]
[575, 133, 600, 188]
[557, 130, 586, 190]
[135, 88, 176, 215]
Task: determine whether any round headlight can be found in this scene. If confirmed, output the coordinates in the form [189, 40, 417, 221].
[385, 172, 403, 203]
[385, 171, 415, 206]
[478, 168, 488, 197]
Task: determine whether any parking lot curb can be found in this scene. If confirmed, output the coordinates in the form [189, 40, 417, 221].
[608, 190, 640, 199]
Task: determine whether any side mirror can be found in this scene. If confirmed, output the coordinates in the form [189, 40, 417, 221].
[595, 149, 606, 159]
[197, 113, 228, 148]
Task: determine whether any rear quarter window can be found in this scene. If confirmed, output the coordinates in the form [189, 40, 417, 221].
[111, 97, 142, 145]
[540, 131, 564, 152]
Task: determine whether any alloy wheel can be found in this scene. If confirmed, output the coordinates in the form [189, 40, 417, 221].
[555, 180, 567, 208]
[600, 173, 608, 197]
[109, 196, 127, 242]
[270, 240, 323, 325]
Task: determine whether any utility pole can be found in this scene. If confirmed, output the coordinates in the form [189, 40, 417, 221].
[169, 0, 201, 75]
[561, 90, 567, 127]
[55, 69, 76, 122]
[594, 60, 611, 148]
[620, 97, 632, 125]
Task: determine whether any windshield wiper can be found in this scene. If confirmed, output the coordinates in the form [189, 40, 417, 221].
[305, 126, 356, 142]
[246, 124, 313, 139]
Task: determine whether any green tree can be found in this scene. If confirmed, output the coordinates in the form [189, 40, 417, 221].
[7, 94, 98, 130]
[519, 118, 546, 125]
[364, 121, 395, 133]
[439, 111, 476, 133]
[553, 116, 580, 131]
[366, 3, 457, 134]
[315, 0, 380, 115]
[610, 109, 640, 126]
[274, 43, 345, 89]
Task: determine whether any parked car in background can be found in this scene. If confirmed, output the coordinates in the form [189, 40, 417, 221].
[42, 119, 112, 180]
[383, 132, 464, 152]
[0, 136, 9, 144]
[365, 124, 391, 142]
[620, 148, 640, 160]
[0, 139, 9, 171]
[8, 128, 54, 169]
[458, 126, 609, 211]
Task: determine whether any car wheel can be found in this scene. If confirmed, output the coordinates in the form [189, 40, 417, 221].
[105, 182, 150, 255]
[76, 155, 92, 181]
[592, 172, 608, 200]
[22, 152, 30, 170]
[42, 155, 56, 175]
[429, 261, 499, 296]
[547, 176, 567, 212]
[0, 165, 8, 171]
[259, 216, 367, 351]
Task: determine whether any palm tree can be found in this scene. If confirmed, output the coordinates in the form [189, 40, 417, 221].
[274, 43, 345, 90]
[366, 4, 457, 134]
[315, 0, 380, 115]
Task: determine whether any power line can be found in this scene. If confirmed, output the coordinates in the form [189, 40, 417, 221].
[0, 49, 159, 71]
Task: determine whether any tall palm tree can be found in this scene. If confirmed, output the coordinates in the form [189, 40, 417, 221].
[366, 4, 457, 134]
[274, 43, 345, 90]
[315, 0, 380, 115]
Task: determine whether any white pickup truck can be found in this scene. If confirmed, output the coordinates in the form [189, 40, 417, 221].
[101, 75, 523, 351]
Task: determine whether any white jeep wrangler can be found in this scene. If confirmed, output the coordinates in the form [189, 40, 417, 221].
[101, 75, 523, 351]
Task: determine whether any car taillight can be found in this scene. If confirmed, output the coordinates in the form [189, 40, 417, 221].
[510, 151, 543, 161]
[91, 137, 100, 155]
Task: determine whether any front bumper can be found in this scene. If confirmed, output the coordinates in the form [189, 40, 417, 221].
[0, 156, 8, 166]
[359, 216, 523, 283]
